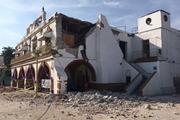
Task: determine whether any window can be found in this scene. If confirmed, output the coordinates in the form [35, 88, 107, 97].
[158, 49, 162, 54]
[164, 15, 168, 22]
[142, 40, 150, 57]
[146, 18, 152, 25]
[33, 41, 37, 51]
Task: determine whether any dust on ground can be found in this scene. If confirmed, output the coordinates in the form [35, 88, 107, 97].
[0, 87, 180, 120]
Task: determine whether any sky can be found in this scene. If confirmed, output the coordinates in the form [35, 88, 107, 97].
[0, 0, 180, 53]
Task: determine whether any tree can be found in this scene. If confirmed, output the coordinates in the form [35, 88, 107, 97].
[1, 47, 15, 67]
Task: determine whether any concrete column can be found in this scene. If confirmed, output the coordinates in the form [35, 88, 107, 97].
[57, 80, 61, 94]
[31, 41, 33, 52]
[24, 78, 27, 89]
[60, 79, 67, 94]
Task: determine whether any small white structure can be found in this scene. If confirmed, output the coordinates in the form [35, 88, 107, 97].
[11, 9, 180, 96]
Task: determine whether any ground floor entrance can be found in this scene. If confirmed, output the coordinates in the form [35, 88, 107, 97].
[65, 60, 96, 92]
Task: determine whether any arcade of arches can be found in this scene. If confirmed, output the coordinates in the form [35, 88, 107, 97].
[12, 62, 51, 93]
[12, 60, 96, 93]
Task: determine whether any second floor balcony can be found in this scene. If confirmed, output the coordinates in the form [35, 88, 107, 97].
[11, 45, 52, 65]
[131, 48, 167, 62]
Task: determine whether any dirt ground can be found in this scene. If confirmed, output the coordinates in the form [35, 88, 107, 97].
[0, 88, 180, 120]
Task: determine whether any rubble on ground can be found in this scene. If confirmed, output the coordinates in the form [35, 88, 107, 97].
[55, 91, 179, 117]
[0, 89, 179, 119]
[0, 86, 16, 93]
[0, 91, 179, 119]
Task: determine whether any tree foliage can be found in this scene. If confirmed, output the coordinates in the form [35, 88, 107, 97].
[1, 47, 15, 67]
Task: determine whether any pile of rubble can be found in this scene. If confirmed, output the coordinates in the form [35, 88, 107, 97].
[0, 90, 179, 119]
[55, 91, 176, 118]
[0, 86, 16, 93]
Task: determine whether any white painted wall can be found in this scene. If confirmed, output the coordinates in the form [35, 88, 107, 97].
[143, 72, 161, 96]
[131, 36, 143, 60]
[85, 15, 139, 84]
[138, 11, 170, 33]
[112, 28, 135, 61]
[135, 10, 180, 95]
[85, 15, 124, 83]
[142, 61, 175, 96]
[137, 29, 162, 56]
[86, 31, 96, 60]
[54, 55, 76, 94]
[161, 28, 180, 77]
[137, 10, 172, 60]
[159, 61, 175, 94]
[122, 60, 139, 82]
[137, 62, 158, 73]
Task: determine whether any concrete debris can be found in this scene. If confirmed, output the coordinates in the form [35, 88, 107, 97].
[52, 91, 178, 117]
[144, 104, 159, 110]
[0, 86, 16, 93]
[174, 112, 180, 115]
[1, 90, 180, 120]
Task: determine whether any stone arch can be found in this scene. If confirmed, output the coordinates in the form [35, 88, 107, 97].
[18, 67, 25, 88]
[37, 62, 51, 92]
[26, 65, 35, 89]
[65, 60, 96, 92]
[12, 68, 17, 87]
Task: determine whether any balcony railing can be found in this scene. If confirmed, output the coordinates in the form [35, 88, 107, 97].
[11, 45, 52, 65]
[132, 49, 163, 60]
[38, 44, 52, 55]
[11, 52, 33, 64]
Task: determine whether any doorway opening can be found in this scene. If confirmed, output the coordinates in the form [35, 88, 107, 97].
[18, 68, 25, 88]
[12, 69, 17, 87]
[38, 63, 51, 92]
[119, 41, 127, 59]
[143, 40, 150, 57]
[65, 60, 96, 92]
[26, 65, 35, 89]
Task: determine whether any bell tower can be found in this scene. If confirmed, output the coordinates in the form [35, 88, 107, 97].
[138, 10, 170, 33]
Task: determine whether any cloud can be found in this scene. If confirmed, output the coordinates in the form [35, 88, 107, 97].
[103, 0, 121, 7]
[109, 14, 138, 32]
[112, 15, 134, 22]
[0, 19, 18, 26]
[46, 0, 101, 10]
[0, 29, 22, 51]
[1, 0, 180, 52]
[0, 0, 41, 13]
[172, 17, 180, 29]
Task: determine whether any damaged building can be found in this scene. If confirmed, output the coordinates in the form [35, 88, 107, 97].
[11, 8, 180, 96]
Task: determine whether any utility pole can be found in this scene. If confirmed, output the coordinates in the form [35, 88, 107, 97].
[33, 49, 39, 98]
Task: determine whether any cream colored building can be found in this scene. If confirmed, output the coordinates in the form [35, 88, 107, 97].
[11, 9, 180, 96]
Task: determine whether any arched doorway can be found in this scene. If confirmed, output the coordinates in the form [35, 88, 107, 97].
[65, 60, 96, 92]
[38, 62, 51, 92]
[18, 67, 25, 88]
[26, 65, 35, 89]
[12, 69, 17, 87]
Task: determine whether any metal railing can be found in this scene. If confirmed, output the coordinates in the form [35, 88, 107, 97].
[11, 45, 52, 64]
[132, 49, 162, 60]
[11, 52, 33, 64]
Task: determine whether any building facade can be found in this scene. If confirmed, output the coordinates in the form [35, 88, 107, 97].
[11, 9, 180, 96]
